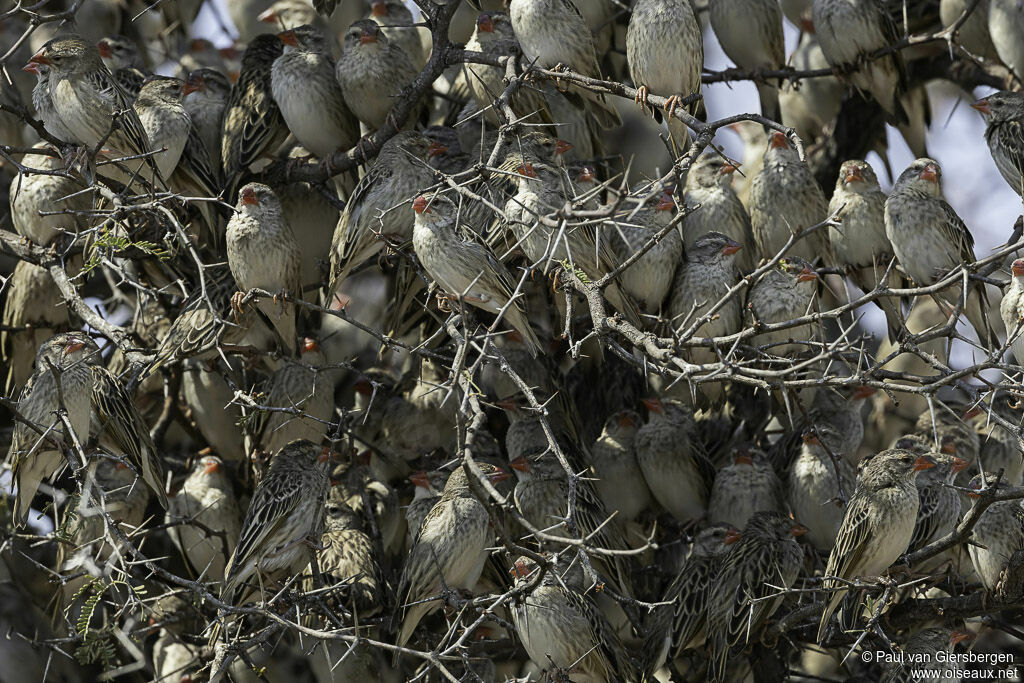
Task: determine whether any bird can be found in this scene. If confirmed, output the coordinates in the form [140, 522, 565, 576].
[9, 145, 87, 245]
[745, 257, 820, 357]
[405, 469, 447, 546]
[508, 0, 621, 129]
[166, 455, 242, 583]
[394, 463, 509, 650]
[132, 75, 191, 181]
[182, 68, 230, 170]
[24, 59, 77, 145]
[972, 91, 1024, 197]
[642, 525, 730, 679]
[681, 152, 756, 273]
[608, 187, 685, 315]
[270, 24, 359, 160]
[180, 358, 247, 463]
[503, 162, 642, 325]
[812, 0, 909, 124]
[969, 393, 1024, 486]
[749, 131, 829, 262]
[585, 410, 652, 528]
[634, 397, 713, 523]
[313, 499, 384, 617]
[255, 337, 336, 454]
[367, 0, 430, 68]
[412, 194, 543, 354]
[788, 426, 855, 552]
[940, 0, 998, 61]
[335, 19, 422, 132]
[220, 34, 288, 201]
[8, 333, 97, 525]
[989, 0, 1024, 85]
[708, 0, 785, 123]
[882, 627, 974, 683]
[509, 554, 636, 683]
[780, 25, 844, 144]
[668, 231, 744, 392]
[966, 472, 1024, 591]
[884, 158, 999, 348]
[463, 10, 551, 128]
[706, 511, 806, 681]
[225, 182, 303, 355]
[817, 449, 936, 642]
[828, 159, 903, 341]
[1, 262, 71, 395]
[327, 130, 436, 296]
[626, 0, 703, 153]
[27, 34, 161, 186]
[708, 449, 787, 528]
[220, 440, 331, 605]
[907, 451, 966, 567]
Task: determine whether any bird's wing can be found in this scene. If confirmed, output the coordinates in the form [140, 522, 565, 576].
[823, 488, 874, 585]
[226, 468, 306, 584]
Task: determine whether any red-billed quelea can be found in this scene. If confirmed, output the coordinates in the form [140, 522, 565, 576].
[328, 131, 435, 295]
[989, 0, 1024, 85]
[884, 158, 999, 348]
[668, 232, 744, 394]
[609, 187, 684, 314]
[634, 397, 713, 523]
[746, 257, 820, 357]
[708, 0, 785, 122]
[812, 0, 909, 124]
[642, 525, 730, 678]
[509, 555, 636, 683]
[10, 146, 87, 246]
[907, 452, 966, 572]
[817, 449, 936, 642]
[505, 163, 642, 325]
[182, 68, 230, 170]
[970, 395, 1024, 486]
[788, 426, 855, 552]
[368, 0, 429, 68]
[24, 60, 76, 144]
[167, 455, 242, 583]
[132, 76, 191, 181]
[749, 131, 828, 261]
[682, 153, 756, 272]
[829, 159, 903, 341]
[226, 182, 303, 355]
[221, 440, 330, 606]
[2, 262, 70, 395]
[271, 24, 359, 160]
[220, 35, 288, 200]
[508, 0, 621, 129]
[586, 410, 652, 528]
[941, 0, 998, 60]
[707, 511, 805, 681]
[336, 20, 421, 131]
[966, 473, 1024, 591]
[708, 449, 787, 528]
[405, 470, 447, 546]
[394, 463, 509, 650]
[412, 194, 543, 355]
[8, 333, 96, 524]
[972, 91, 1024, 197]
[27, 34, 160, 184]
[626, 0, 703, 153]
[256, 338, 336, 454]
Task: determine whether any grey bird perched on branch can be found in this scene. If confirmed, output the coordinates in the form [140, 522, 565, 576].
[884, 158, 999, 349]
[818, 449, 936, 642]
[966, 472, 1024, 591]
[412, 194, 543, 355]
[271, 24, 359, 160]
[509, 0, 622, 129]
[973, 91, 1024, 197]
[708, 0, 785, 123]
[626, 0, 703, 154]
[220, 440, 331, 607]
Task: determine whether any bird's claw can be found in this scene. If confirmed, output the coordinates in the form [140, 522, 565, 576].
[436, 291, 453, 312]
[230, 291, 246, 322]
[665, 95, 682, 121]
[634, 85, 650, 115]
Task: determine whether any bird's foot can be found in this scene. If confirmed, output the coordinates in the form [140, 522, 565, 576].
[436, 291, 453, 313]
[665, 94, 683, 122]
[286, 153, 315, 176]
[634, 84, 650, 115]
[230, 291, 246, 322]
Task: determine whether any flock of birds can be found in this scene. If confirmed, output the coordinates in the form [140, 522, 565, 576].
[3, 0, 1024, 681]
